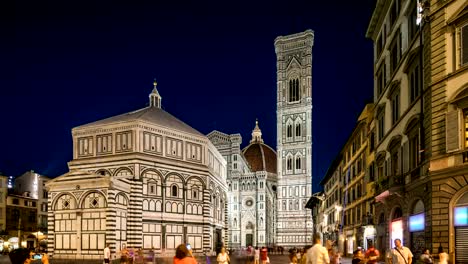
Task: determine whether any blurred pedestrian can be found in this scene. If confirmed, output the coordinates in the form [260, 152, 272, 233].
[217, 247, 230, 264]
[365, 242, 380, 264]
[390, 239, 413, 264]
[104, 244, 111, 264]
[305, 234, 330, 264]
[420, 248, 433, 263]
[173, 244, 197, 264]
[438, 246, 448, 264]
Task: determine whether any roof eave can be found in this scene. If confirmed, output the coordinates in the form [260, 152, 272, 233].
[366, 0, 385, 39]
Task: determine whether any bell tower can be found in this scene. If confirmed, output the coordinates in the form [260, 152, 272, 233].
[275, 30, 314, 247]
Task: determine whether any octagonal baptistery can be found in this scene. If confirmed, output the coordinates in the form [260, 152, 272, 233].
[46, 81, 228, 260]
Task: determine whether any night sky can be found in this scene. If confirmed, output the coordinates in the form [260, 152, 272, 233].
[2, 0, 375, 192]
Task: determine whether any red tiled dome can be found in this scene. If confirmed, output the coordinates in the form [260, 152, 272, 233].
[242, 142, 277, 174]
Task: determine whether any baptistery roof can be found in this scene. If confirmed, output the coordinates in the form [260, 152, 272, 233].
[75, 81, 203, 137]
[242, 120, 277, 174]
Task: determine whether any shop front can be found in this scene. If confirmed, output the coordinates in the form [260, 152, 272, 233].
[408, 200, 425, 260]
[390, 207, 403, 248]
[453, 191, 468, 263]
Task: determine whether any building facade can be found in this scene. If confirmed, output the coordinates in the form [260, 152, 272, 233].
[318, 104, 375, 256]
[46, 82, 228, 259]
[208, 121, 278, 249]
[6, 194, 38, 248]
[14, 171, 50, 233]
[366, 0, 468, 263]
[275, 29, 314, 247]
[0, 176, 7, 232]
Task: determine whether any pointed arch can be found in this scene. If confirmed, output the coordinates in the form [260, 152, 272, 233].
[143, 200, 149, 211]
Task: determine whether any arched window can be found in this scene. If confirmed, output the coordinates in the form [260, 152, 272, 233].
[295, 157, 301, 170]
[287, 157, 293, 171]
[288, 78, 300, 102]
[296, 123, 301, 137]
[287, 124, 293, 138]
[171, 185, 178, 197]
[282, 201, 286, 210]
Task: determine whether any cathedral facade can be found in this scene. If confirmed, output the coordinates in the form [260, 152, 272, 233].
[46, 83, 228, 259]
[208, 121, 278, 249]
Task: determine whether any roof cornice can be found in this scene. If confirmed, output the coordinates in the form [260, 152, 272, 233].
[366, 0, 385, 39]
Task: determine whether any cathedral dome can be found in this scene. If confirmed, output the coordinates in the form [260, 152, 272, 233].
[242, 120, 277, 174]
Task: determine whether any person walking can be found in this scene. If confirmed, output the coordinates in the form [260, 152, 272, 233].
[305, 234, 330, 264]
[104, 244, 111, 264]
[120, 245, 129, 264]
[217, 247, 230, 264]
[254, 246, 260, 264]
[420, 248, 433, 263]
[260, 247, 268, 264]
[390, 239, 413, 264]
[438, 246, 449, 264]
[365, 242, 380, 264]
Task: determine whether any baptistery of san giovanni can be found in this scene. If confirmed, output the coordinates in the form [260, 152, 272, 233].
[46, 82, 227, 259]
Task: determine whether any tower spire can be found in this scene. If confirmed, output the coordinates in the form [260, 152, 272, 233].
[149, 78, 162, 108]
[250, 118, 264, 143]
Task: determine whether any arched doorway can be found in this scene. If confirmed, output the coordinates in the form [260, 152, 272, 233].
[408, 200, 425, 260]
[390, 207, 403, 248]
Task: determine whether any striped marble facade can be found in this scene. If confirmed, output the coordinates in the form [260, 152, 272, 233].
[46, 85, 228, 259]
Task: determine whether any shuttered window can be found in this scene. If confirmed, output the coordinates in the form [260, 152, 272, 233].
[462, 24, 468, 66]
[446, 110, 461, 153]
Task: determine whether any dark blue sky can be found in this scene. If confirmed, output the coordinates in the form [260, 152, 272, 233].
[1, 0, 375, 192]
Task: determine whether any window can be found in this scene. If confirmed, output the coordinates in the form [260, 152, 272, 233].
[462, 24, 468, 66]
[408, 3, 418, 41]
[96, 134, 113, 154]
[260, 182, 264, 189]
[171, 185, 178, 197]
[377, 63, 387, 97]
[391, 89, 400, 125]
[287, 124, 293, 138]
[295, 123, 301, 137]
[390, 29, 402, 75]
[289, 79, 300, 102]
[369, 162, 375, 181]
[43, 191, 48, 199]
[389, 0, 398, 28]
[148, 183, 156, 195]
[409, 133, 419, 170]
[287, 157, 293, 171]
[24, 201, 28, 206]
[282, 201, 286, 210]
[409, 63, 421, 103]
[376, 33, 383, 57]
[378, 111, 385, 141]
[391, 149, 399, 176]
[32, 201, 36, 207]
[295, 157, 302, 170]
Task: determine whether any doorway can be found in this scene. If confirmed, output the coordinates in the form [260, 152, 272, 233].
[246, 234, 253, 247]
